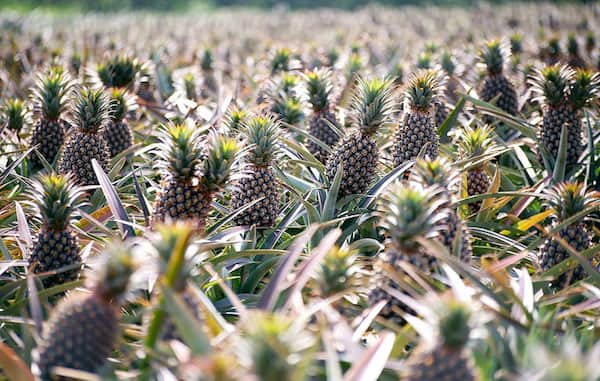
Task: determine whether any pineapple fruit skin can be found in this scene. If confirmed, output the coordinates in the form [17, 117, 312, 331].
[30, 119, 68, 167]
[466, 169, 490, 214]
[28, 229, 80, 288]
[231, 165, 280, 227]
[307, 110, 340, 163]
[405, 346, 478, 381]
[393, 111, 439, 167]
[35, 294, 119, 381]
[153, 180, 212, 228]
[326, 131, 378, 197]
[539, 222, 591, 288]
[434, 101, 449, 128]
[441, 211, 473, 263]
[59, 133, 110, 186]
[480, 74, 518, 116]
[538, 105, 583, 167]
[102, 121, 133, 157]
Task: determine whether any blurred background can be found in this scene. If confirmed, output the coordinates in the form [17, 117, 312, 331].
[0, 0, 590, 12]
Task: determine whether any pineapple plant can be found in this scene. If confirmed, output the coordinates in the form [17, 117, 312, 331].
[543, 37, 562, 65]
[393, 69, 445, 167]
[313, 245, 358, 298]
[478, 40, 518, 117]
[59, 87, 111, 186]
[458, 125, 496, 215]
[200, 48, 218, 96]
[585, 31, 595, 57]
[231, 115, 281, 227]
[96, 55, 137, 89]
[27, 173, 84, 288]
[34, 243, 136, 381]
[441, 50, 459, 103]
[268, 73, 305, 126]
[530, 65, 600, 167]
[567, 34, 587, 69]
[538, 182, 599, 289]
[153, 124, 239, 229]
[103, 88, 134, 157]
[1, 98, 29, 137]
[326, 76, 394, 197]
[29, 70, 72, 168]
[404, 296, 479, 381]
[223, 106, 248, 137]
[304, 68, 341, 163]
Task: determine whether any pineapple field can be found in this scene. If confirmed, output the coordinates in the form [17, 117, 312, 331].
[2, 2, 600, 380]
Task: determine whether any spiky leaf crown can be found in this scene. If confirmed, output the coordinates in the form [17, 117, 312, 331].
[202, 134, 239, 192]
[441, 51, 455, 75]
[510, 33, 523, 55]
[568, 69, 600, 110]
[92, 242, 136, 303]
[546, 182, 600, 222]
[436, 298, 471, 349]
[411, 157, 460, 193]
[305, 68, 334, 112]
[242, 116, 281, 166]
[529, 65, 574, 107]
[585, 32, 595, 52]
[404, 70, 445, 111]
[271, 97, 304, 125]
[567, 34, 580, 55]
[28, 173, 84, 231]
[416, 52, 432, 69]
[200, 48, 214, 71]
[31, 71, 72, 120]
[223, 107, 248, 136]
[2, 98, 29, 133]
[315, 246, 357, 297]
[351, 76, 395, 135]
[71, 87, 111, 133]
[380, 184, 448, 253]
[347, 53, 363, 77]
[157, 123, 205, 180]
[458, 125, 496, 160]
[271, 48, 291, 74]
[547, 37, 561, 57]
[479, 39, 509, 75]
[97, 56, 137, 89]
[108, 88, 129, 122]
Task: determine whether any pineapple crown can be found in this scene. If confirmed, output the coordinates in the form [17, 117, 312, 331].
[567, 69, 600, 110]
[157, 123, 205, 181]
[410, 157, 460, 194]
[547, 37, 561, 57]
[479, 39, 509, 75]
[458, 124, 497, 160]
[529, 65, 574, 107]
[200, 48, 214, 71]
[242, 115, 281, 166]
[567, 34, 580, 56]
[424, 41, 438, 54]
[416, 52, 432, 69]
[435, 298, 471, 350]
[71, 87, 111, 133]
[280, 73, 299, 97]
[271, 97, 304, 125]
[380, 183, 448, 253]
[351, 76, 395, 135]
[545, 182, 600, 222]
[108, 88, 130, 122]
[585, 31, 595, 52]
[315, 245, 357, 297]
[92, 242, 136, 303]
[304, 68, 334, 112]
[202, 134, 240, 192]
[28, 173, 84, 231]
[97, 55, 137, 89]
[270, 48, 291, 74]
[223, 107, 249, 136]
[31, 70, 72, 120]
[327, 48, 339, 66]
[183, 73, 197, 100]
[441, 51, 455, 75]
[1, 98, 29, 133]
[404, 69, 446, 111]
[347, 53, 363, 77]
[510, 33, 524, 55]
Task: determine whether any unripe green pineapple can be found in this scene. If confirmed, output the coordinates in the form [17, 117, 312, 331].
[304, 68, 341, 163]
[530, 65, 599, 167]
[539, 182, 599, 289]
[1, 98, 30, 137]
[458, 125, 496, 215]
[153, 125, 239, 230]
[103, 88, 134, 157]
[368, 184, 448, 323]
[35, 243, 136, 381]
[410, 158, 472, 263]
[404, 297, 478, 381]
[231, 116, 282, 227]
[27, 173, 84, 288]
[29, 71, 73, 168]
[479, 40, 518, 117]
[393, 70, 445, 167]
[326, 77, 395, 197]
[567, 34, 587, 69]
[59, 87, 111, 186]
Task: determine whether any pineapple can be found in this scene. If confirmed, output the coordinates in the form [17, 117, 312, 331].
[585, 31, 595, 57]
[34, 243, 136, 381]
[223, 106, 248, 137]
[404, 296, 478, 381]
[478, 40, 518, 117]
[153, 124, 239, 230]
[304, 68, 341, 163]
[567, 34, 587, 69]
[543, 37, 562, 65]
[268, 74, 305, 126]
[441, 50, 459, 103]
[326, 77, 394, 197]
[1, 98, 29, 137]
[314, 245, 358, 298]
[59, 87, 111, 186]
[270, 47, 291, 74]
[200, 48, 218, 96]
[410, 158, 472, 264]
[29, 70, 72, 168]
[96, 55, 137, 89]
[539, 182, 599, 289]
[368, 184, 448, 323]
[231, 115, 281, 227]
[27, 173, 84, 288]
[393, 70, 445, 167]
[102, 88, 134, 157]
[530, 65, 599, 167]
[458, 125, 496, 215]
